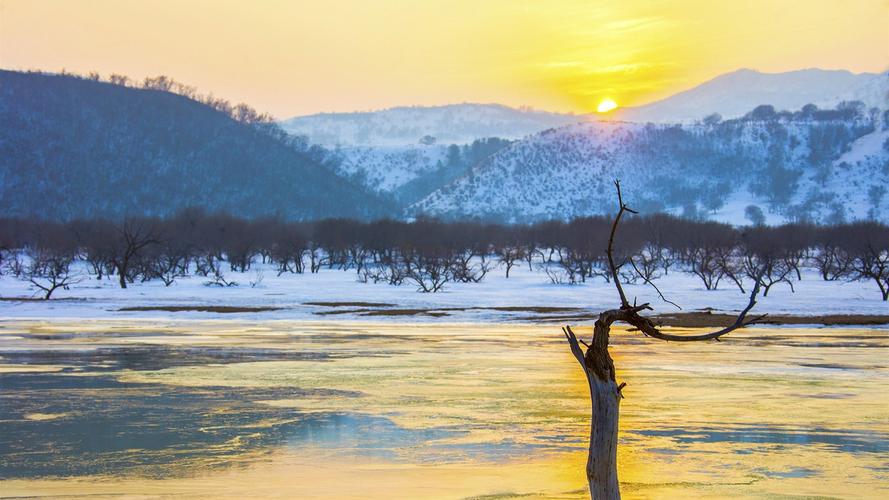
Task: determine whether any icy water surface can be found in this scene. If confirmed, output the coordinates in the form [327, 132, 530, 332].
[0, 320, 887, 498]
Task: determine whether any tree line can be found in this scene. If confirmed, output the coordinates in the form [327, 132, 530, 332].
[0, 211, 886, 300]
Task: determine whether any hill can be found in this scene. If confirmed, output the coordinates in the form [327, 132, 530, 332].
[412, 104, 889, 224]
[325, 137, 513, 205]
[279, 103, 586, 146]
[0, 70, 389, 220]
[618, 68, 887, 123]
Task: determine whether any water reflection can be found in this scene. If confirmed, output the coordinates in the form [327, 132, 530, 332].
[634, 425, 889, 454]
[0, 321, 887, 498]
[1, 372, 366, 477]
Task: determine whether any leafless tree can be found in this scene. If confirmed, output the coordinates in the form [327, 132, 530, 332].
[496, 245, 525, 278]
[811, 244, 852, 281]
[811, 226, 853, 281]
[25, 248, 81, 300]
[145, 244, 188, 287]
[629, 242, 663, 283]
[403, 253, 450, 292]
[851, 247, 889, 301]
[846, 223, 889, 301]
[741, 231, 795, 297]
[683, 242, 724, 290]
[270, 224, 309, 275]
[450, 250, 490, 283]
[714, 244, 746, 293]
[563, 181, 764, 499]
[110, 219, 160, 289]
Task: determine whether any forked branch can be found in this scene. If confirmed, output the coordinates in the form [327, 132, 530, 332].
[599, 180, 765, 342]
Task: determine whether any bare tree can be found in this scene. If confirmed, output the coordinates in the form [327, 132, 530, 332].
[847, 223, 889, 301]
[403, 251, 451, 293]
[683, 241, 724, 290]
[741, 230, 795, 297]
[811, 242, 852, 281]
[111, 219, 160, 289]
[714, 244, 746, 293]
[562, 181, 764, 499]
[852, 245, 889, 301]
[496, 244, 525, 278]
[25, 248, 81, 300]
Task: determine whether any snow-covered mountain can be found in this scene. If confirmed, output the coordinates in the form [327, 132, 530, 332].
[280, 103, 586, 146]
[275, 67, 889, 224]
[324, 137, 513, 205]
[412, 105, 889, 224]
[617, 68, 888, 123]
[333, 144, 450, 192]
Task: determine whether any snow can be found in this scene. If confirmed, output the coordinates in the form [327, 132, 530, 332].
[412, 117, 889, 223]
[709, 191, 786, 226]
[796, 126, 889, 220]
[333, 144, 448, 192]
[279, 103, 586, 147]
[1, 259, 885, 323]
[834, 126, 889, 165]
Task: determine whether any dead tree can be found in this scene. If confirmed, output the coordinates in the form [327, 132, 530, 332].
[563, 181, 764, 500]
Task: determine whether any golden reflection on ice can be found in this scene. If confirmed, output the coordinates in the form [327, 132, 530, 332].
[0, 320, 887, 499]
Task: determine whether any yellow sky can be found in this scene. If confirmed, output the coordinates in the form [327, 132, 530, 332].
[1, 0, 886, 117]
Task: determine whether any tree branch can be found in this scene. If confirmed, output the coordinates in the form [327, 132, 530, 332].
[597, 179, 765, 342]
[562, 326, 587, 369]
[607, 180, 636, 309]
[620, 274, 765, 341]
[628, 257, 682, 310]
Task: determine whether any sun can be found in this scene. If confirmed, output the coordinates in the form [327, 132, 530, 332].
[597, 98, 618, 113]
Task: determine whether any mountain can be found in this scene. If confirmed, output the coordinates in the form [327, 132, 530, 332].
[279, 68, 887, 210]
[325, 137, 513, 205]
[4, 68, 887, 225]
[617, 68, 888, 123]
[280, 103, 587, 147]
[412, 104, 889, 224]
[0, 70, 390, 221]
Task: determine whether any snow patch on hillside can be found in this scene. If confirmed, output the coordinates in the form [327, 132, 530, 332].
[333, 144, 448, 192]
[411, 115, 887, 224]
[280, 103, 586, 147]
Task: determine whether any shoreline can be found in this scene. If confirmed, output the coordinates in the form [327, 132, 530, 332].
[2, 299, 886, 327]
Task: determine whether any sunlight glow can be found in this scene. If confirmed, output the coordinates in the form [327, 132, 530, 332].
[0, 0, 885, 116]
[597, 99, 619, 113]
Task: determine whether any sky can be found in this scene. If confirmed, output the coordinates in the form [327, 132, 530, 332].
[1, 0, 886, 118]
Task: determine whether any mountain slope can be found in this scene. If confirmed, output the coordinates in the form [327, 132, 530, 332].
[280, 103, 586, 146]
[0, 70, 389, 220]
[412, 106, 888, 223]
[327, 137, 513, 205]
[618, 68, 888, 123]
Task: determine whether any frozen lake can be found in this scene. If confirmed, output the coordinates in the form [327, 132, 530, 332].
[1, 320, 887, 498]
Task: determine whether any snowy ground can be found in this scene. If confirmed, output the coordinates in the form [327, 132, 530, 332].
[1, 260, 885, 323]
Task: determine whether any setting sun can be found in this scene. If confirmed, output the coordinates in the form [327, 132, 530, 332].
[597, 98, 618, 113]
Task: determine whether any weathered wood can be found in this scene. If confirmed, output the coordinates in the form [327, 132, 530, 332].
[565, 317, 621, 500]
[563, 180, 764, 500]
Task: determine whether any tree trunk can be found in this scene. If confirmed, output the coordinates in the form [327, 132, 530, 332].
[116, 261, 128, 289]
[565, 313, 624, 500]
[586, 371, 621, 498]
[584, 316, 622, 499]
